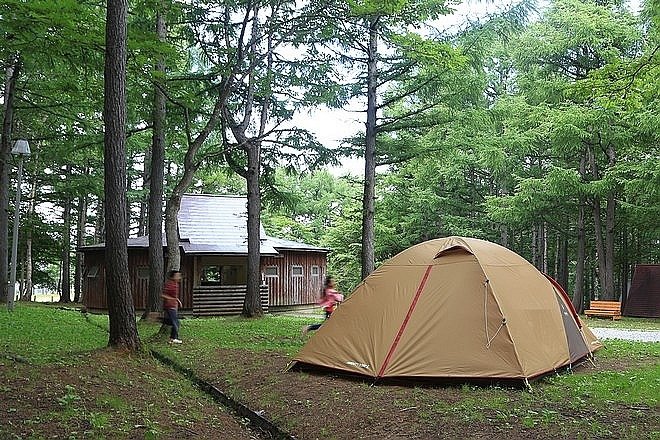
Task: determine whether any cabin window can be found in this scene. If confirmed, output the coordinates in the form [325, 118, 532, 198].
[264, 266, 278, 277]
[311, 265, 320, 277]
[291, 265, 304, 277]
[86, 266, 99, 278]
[201, 266, 222, 286]
[137, 266, 149, 280]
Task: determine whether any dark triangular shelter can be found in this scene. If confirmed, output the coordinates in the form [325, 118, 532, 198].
[624, 265, 660, 318]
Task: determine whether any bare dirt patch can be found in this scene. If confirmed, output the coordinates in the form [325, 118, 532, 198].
[0, 350, 257, 439]
[188, 348, 658, 440]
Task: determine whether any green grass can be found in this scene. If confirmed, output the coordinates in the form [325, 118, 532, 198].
[2, 303, 659, 440]
[582, 316, 660, 330]
[181, 314, 309, 354]
[0, 304, 260, 440]
[596, 339, 660, 361]
[0, 303, 108, 364]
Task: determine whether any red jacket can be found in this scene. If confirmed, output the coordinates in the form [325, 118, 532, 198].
[163, 280, 179, 310]
[318, 289, 343, 313]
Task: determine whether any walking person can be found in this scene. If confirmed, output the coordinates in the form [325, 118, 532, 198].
[302, 276, 343, 336]
[162, 270, 183, 344]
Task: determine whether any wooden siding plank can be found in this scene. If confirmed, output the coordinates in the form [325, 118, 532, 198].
[261, 251, 326, 307]
[192, 285, 269, 316]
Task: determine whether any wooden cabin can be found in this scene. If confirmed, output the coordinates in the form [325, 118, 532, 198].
[81, 194, 328, 315]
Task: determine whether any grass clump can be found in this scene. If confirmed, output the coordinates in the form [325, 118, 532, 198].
[0, 304, 107, 364]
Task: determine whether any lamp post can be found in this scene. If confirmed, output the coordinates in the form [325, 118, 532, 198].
[7, 139, 30, 311]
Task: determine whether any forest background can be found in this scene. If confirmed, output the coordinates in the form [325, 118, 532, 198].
[0, 0, 658, 317]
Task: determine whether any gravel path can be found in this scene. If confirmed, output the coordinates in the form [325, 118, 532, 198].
[590, 327, 660, 343]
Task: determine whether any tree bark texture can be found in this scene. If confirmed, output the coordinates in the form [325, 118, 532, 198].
[164, 194, 181, 271]
[94, 197, 105, 243]
[573, 154, 587, 312]
[587, 146, 608, 299]
[557, 232, 569, 291]
[500, 227, 509, 247]
[138, 149, 149, 237]
[22, 234, 32, 301]
[531, 226, 538, 269]
[74, 195, 88, 302]
[0, 58, 21, 303]
[542, 223, 548, 273]
[103, 0, 140, 350]
[243, 141, 264, 318]
[21, 166, 37, 301]
[144, 4, 167, 319]
[60, 194, 71, 302]
[361, 16, 378, 281]
[620, 230, 629, 306]
[603, 143, 617, 299]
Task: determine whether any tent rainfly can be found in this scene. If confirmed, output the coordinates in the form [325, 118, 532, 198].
[291, 237, 602, 383]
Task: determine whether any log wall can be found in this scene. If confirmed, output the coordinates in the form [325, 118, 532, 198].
[193, 285, 269, 316]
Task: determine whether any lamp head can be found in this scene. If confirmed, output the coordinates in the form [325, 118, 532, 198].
[11, 139, 30, 155]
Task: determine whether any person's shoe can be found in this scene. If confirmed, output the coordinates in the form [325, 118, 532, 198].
[301, 325, 310, 337]
[169, 339, 183, 344]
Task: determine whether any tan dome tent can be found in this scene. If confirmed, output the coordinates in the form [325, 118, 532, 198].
[291, 237, 602, 383]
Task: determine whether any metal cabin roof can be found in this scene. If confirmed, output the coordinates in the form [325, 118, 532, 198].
[178, 194, 277, 255]
[264, 235, 328, 253]
[80, 194, 327, 255]
[79, 236, 154, 250]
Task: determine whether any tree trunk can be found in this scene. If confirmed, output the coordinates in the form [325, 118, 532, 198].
[592, 196, 606, 294]
[19, 254, 25, 301]
[361, 15, 378, 280]
[242, 141, 263, 318]
[0, 57, 21, 303]
[500, 226, 508, 247]
[137, 149, 149, 237]
[74, 194, 88, 302]
[621, 228, 629, 307]
[126, 155, 134, 237]
[104, 0, 141, 350]
[143, 4, 167, 319]
[542, 223, 548, 273]
[22, 234, 32, 301]
[603, 143, 617, 300]
[573, 155, 587, 313]
[557, 231, 569, 292]
[603, 190, 616, 299]
[588, 146, 606, 297]
[574, 203, 586, 313]
[531, 226, 538, 269]
[94, 197, 105, 243]
[21, 167, 37, 301]
[57, 261, 62, 295]
[164, 195, 181, 271]
[59, 194, 72, 303]
[553, 232, 559, 279]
